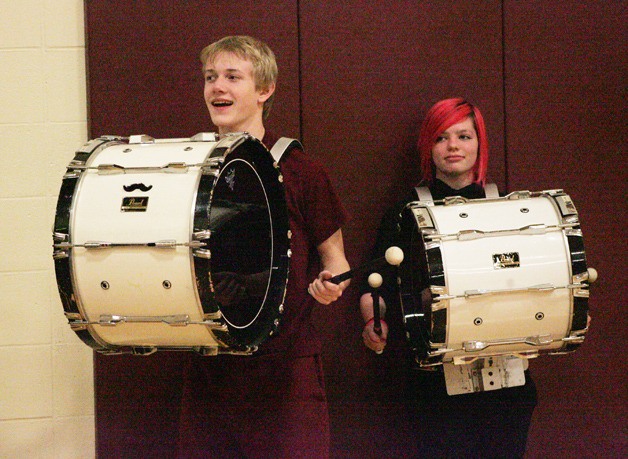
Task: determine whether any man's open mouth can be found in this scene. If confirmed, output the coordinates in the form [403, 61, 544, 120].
[212, 100, 233, 107]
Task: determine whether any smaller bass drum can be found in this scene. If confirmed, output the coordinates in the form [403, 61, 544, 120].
[53, 133, 290, 355]
[398, 190, 591, 367]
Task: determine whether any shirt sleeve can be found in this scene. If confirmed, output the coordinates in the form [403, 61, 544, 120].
[287, 149, 348, 247]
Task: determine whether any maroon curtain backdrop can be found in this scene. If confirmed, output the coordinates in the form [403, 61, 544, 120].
[84, 1, 626, 457]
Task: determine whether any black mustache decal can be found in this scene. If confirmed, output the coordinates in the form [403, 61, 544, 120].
[123, 183, 153, 192]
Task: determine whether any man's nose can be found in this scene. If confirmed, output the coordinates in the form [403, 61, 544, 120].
[212, 76, 226, 91]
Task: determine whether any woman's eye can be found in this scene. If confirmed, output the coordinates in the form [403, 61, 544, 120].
[435, 136, 446, 143]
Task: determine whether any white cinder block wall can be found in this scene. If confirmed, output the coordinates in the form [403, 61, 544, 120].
[0, 1, 95, 457]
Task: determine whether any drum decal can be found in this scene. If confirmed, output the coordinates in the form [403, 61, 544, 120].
[492, 252, 520, 269]
[123, 183, 153, 192]
[120, 196, 149, 212]
[224, 166, 236, 190]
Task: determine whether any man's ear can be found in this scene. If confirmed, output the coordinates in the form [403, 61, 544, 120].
[258, 82, 276, 103]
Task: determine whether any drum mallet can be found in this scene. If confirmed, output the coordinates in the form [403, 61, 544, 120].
[368, 272, 383, 338]
[327, 246, 404, 284]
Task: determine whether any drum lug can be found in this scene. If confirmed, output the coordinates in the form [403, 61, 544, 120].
[69, 320, 89, 331]
[219, 346, 258, 356]
[410, 207, 435, 229]
[418, 359, 444, 368]
[66, 311, 89, 331]
[131, 346, 157, 356]
[99, 315, 125, 326]
[202, 312, 222, 321]
[552, 193, 578, 217]
[53, 250, 69, 259]
[63, 170, 82, 179]
[65, 312, 83, 320]
[542, 189, 565, 196]
[193, 248, 211, 259]
[128, 134, 155, 144]
[443, 196, 469, 205]
[428, 347, 455, 357]
[566, 228, 583, 238]
[193, 230, 211, 240]
[505, 190, 532, 200]
[69, 157, 86, 166]
[53, 232, 69, 242]
[190, 132, 217, 142]
[562, 334, 586, 344]
[96, 164, 126, 175]
[163, 162, 189, 173]
[195, 346, 219, 356]
[200, 319, 228, 331]
[201, 167, 220, 176]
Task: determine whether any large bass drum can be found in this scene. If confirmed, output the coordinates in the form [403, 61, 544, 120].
[53, 133, 290, 355]
[398, 190, 591, 367]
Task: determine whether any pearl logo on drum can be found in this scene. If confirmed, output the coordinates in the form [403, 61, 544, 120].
[121, 196, 149, 212]
[492, 252, 520, 269]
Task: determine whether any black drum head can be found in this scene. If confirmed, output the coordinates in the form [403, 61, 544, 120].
[398, 205, 439, 358]
[207, 138, 289, 347]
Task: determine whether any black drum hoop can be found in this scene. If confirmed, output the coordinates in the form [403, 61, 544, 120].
[193, 135, 290, 349]
[397, 203, 441, 361]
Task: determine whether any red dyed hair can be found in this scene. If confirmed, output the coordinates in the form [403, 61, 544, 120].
[417, 98, 489, 186]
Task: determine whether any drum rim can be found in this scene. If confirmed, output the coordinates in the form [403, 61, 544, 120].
[201, 135, 290, 348]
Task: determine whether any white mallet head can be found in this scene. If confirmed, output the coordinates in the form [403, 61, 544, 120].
[384, 246, 404, 266]
[587, 267, 598, 283]
[368, 272, 383, 289]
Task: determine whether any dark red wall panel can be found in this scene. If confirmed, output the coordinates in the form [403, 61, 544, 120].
[86, 0, 300, 140]
[503, 2, 627, 456]
[84, 1, 626, 457]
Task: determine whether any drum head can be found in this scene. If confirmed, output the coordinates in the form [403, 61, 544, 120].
[207, 139, 289, 347]
[398, 204, 442, 358]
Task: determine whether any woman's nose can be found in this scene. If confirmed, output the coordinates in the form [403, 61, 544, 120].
[447, 138, 458, 150]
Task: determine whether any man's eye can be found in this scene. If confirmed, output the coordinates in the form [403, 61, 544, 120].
[205, 75, 216, 82]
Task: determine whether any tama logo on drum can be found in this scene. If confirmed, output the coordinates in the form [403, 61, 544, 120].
[493, 252, 520, 269]
[121, 196, 149, 212]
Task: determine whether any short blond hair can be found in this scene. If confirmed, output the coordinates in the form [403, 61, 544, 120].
[200, 35, 278, 120]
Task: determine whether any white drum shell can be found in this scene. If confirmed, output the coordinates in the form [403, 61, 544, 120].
[71, 140, 217, 347]
[407, 193, 582, 362]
